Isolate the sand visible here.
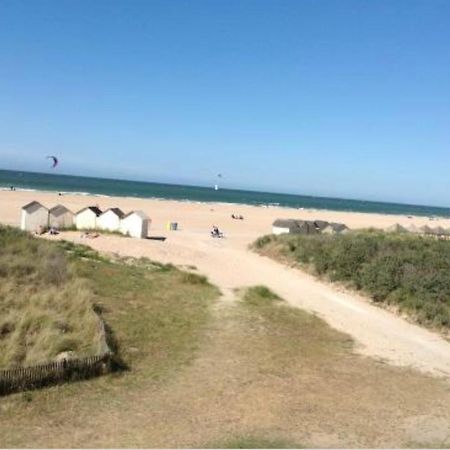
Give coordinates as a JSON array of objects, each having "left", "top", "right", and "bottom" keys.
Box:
[{"left": 2, "top": 189, "right": 450, "bottom": 378}]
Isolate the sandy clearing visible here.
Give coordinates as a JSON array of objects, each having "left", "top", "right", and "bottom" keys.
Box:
[{"left": 2, "top": 190, "right": 450, "bottom": 378}]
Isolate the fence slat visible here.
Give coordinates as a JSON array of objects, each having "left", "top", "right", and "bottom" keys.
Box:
[{"left": 0, "top": 352, "right": 112, "bottom": 396}]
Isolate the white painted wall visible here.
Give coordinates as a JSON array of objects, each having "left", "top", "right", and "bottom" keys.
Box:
[
  {"left": 21, "top": 208, "right": 49, "bottom": 231},
  {"left": 120, "top": 214, "right": 149, "bottom": 238},
  {"left": 98, "top": 210, "right": 121, "bottom": 232},
  {"left": 75, "top": 210, "right": 98, "bottom": 230},
  {"left": 49, "top": 212, "right": 74, "bottom": 229},
  {"left": 272, "top": 226, "right": 290, "bottom": 235}
]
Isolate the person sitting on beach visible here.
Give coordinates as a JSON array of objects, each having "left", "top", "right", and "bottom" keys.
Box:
[
  {"left": 48, "top": 226, "right": 59, "bottom": 235},
  {"left": 211, "top": 225, "right": 224, "bottom": 238}
]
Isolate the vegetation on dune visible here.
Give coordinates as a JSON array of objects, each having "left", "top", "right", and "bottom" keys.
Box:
[
  {"left": 0, "top": 226, "right": 218, "bottom": 374},
  {"left": 0, "top": 227, "right": 105, "bottom": 368},
  {"left": 73, "top": 254, "right": 219, "bottom": 379},
  {"left": 253, "top": 231, "right": 450, "bottom": 329}
]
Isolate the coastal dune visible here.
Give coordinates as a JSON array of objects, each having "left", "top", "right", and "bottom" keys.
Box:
[{"left": 2, "top": 189, "right": 450, "bottom": 378}]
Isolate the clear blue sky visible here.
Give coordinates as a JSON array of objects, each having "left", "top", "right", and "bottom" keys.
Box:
[{"left": 1, "top": 0, "right": 449, "bottom": 206}]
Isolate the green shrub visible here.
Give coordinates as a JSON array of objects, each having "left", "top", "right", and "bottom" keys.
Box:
[{"left": 254, "top": 231, "right": 450, "bottom": 329}]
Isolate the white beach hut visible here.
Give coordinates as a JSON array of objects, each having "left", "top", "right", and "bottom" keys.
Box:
[
  {"left": 48, "top": 205, "right": 74, "bottom": 229},
  {"left": 20, "top": 201, "right": 49, "bottom": 232},
  {"left": 98, "top": 208, "right": 125, "bottom": 232},
  {"left": 75, "top": 206, "right": 102, "bottom": 230},
  {"left": 120, "top": 211, "right": 150, "bottom": 238}
]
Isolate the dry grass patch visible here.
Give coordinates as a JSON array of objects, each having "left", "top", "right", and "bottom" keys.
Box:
[
  {"left": 1, "top": 268, "right": 450, "bottom": 448},
  {"left": 0, "top": 227, "right": 105, "bottom": 367}
]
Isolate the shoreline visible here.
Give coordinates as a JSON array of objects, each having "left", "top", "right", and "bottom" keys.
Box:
[{"left": 2, "top": 185, "right": 450, "bottom": 220}]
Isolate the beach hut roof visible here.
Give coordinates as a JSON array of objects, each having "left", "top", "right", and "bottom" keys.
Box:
[
  {"left": 273, "top": 219, "right": 297, "bottom": 228},
  {"left": 313, "top": 220, "right": 330, "bottom": 231},
  {"left": 387, "top": 223, "right": 408, "bottom": 233},
  {"left": 76, "top": 206, "right": 103, "bottom": 216},
  {"left": 49, "top": 204, "right": 72, "bottom": 217},
  {"left": 123, "top": 210, "right": 149, "bottom": 220},
  {"left": 295, "top": 220, "right": 319, "bottom": 234},
  {"left": 407, "top": 224, "right": 420, "bottom": 233},
  {"left": 431, "top": 226, "right": 448, "bottom": 235},
  {"left": 101, "top": 207, "right": 125, "bottom": 219},
  {"left": 329, "top": 222, "right": 348, "bottom": 232},
  {"left": 419, "top": 225, "right": 434, "bottom": 234},
  {"left": 22, "top": 201, "right": 47, "bottom": 213},
  {"left": 322, "top": 222, "right": 348, "bottom": 233}
]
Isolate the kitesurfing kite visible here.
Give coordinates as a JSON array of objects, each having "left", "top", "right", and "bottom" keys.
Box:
[{"left": 46, "top": 155, "right": 58, "bottom": 168}]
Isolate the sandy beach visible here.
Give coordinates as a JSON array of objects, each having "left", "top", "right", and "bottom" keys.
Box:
[{"left": 2, "top": 189, "right": 450, "bottom": 378}]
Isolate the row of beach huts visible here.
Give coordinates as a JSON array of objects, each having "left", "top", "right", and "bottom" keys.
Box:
[
  {"left": 387, "top": 223, "right": 450, "bottom": 239},
  {"left": 272, "top": 219, "right": 349, "bottom": 235},
  {"left": 271, "top": 219, "right": 450, "bottom": 240},
  {"left": 20, "top": 201, "right": 150, "bottom": 238}
]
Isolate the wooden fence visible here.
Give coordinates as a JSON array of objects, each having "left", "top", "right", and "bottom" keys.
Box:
[{"left": 0, "top": 352, "right": 112, "bottom": 396}]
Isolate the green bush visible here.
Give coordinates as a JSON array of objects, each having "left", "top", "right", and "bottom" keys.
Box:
[{"left": 255, "top": 230, "right": 450, "bottom": 329}]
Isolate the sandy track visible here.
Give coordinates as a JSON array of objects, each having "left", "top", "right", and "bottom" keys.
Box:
[
  {"left": 45, "top": 228, "right": 450, "bottom": 379},
  {"left": 2, "top": 190, "right": 450, "bottom": 378}
]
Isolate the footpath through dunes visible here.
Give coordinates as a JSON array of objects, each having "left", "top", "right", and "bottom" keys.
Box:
[
  {"left": 3, "top": 189, "right": 450, "bottom": 377},
  {"left": 48, "top": 228, "right": 450, "bottom": 379}
]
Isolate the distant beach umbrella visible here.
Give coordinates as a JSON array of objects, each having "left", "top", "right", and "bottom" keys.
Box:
[{"left": 46, "top": 155, "right": 58, "bottom": 168}]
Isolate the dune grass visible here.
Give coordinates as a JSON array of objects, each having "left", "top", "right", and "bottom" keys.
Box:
[
  {"left": 238, "top": 285, "right": 353, "bottom": 369},
  {"left": 253, "top": 231, "right": 450, "bottom": 330},
  {"left": 0, "top": 226, "right": 218, "bottom": 372},
  {"left": 71, "top": 253, "right": 219, "bottom": 379},
  {"left": 0, "top": 226, "right": 105, "bottom": 368}
]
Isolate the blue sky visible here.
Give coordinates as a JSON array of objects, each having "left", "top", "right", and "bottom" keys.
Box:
[{"left": 1, "top": 0, "right": 449, "bottom": 206}]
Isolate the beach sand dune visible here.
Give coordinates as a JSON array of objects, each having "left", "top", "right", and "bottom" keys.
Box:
[{"left": 2, "top": 190, "right": 450, "bottom": 378}]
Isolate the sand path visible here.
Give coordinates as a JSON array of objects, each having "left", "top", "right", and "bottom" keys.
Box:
[
  {"left": 49, "top": 228, "right": 450, "bottom": 379},
  {"left": 2, "top": 190, "right": 450, "bottom": 378}
]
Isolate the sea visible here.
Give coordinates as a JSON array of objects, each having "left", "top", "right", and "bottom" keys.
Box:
[{"left": 1, "top": 169, "right": 449, "bottom": 218}]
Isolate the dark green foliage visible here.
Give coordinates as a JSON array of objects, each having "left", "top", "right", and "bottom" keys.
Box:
[{"left": 255, "top": 231, "right": 450, "bottom": 328}]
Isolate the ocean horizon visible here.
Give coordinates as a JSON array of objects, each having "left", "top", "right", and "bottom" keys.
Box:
[{"left": 1, "top": 168, "right": 449, "bottom": 218}]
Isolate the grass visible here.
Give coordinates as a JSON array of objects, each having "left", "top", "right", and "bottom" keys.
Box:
[
  {"left": 253, "top": 231, "right": 450, "bottom": 330},
  {"left": 212, "top": 435, "right": 303, "bottom": 448},
  {"left": 0, "top": 227, "right": 105, "bottom": 367},
  {"left": 0, "top": 282, "right": 449, "bottom": 447},
  {"left": 72, "top": 252, "right": 219, "bottom": 379},
  {"left": 1, "top": 232, "right": 450, "bottom": 448},
  {"left": 238, "top": 286, "right": 353, "bottom": 371},
  {"left": 0, "top": 225, "right": 218, "bottom": 377}
]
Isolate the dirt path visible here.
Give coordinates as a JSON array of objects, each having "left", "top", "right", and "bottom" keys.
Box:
[{"left": 50, "top": 229, "right": 450, "bottom": 379}]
